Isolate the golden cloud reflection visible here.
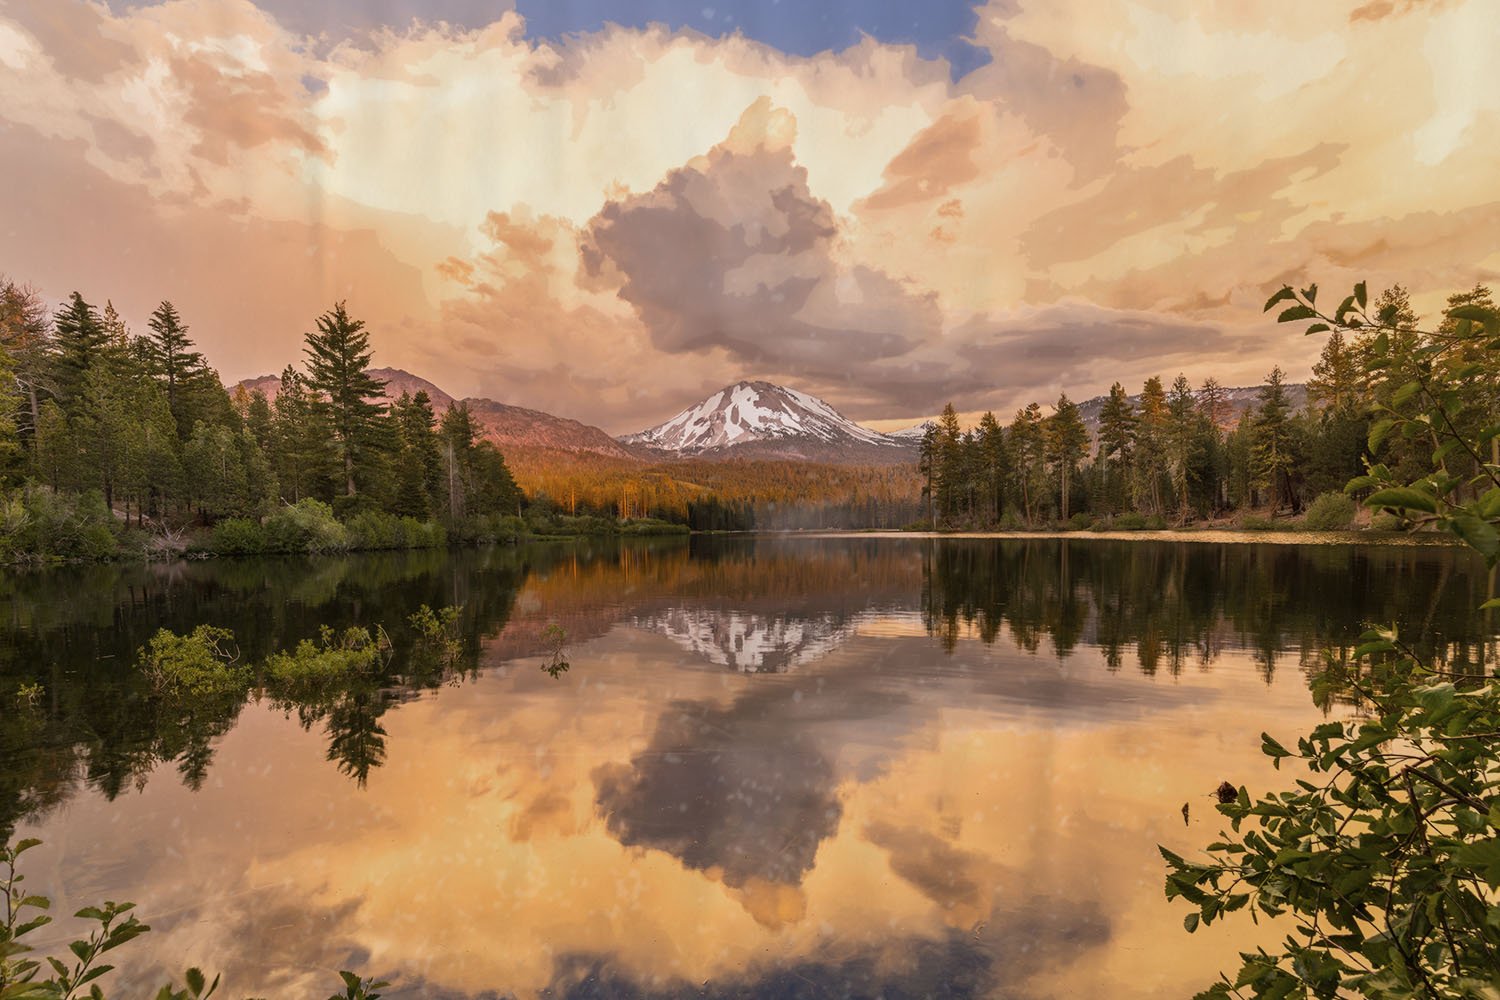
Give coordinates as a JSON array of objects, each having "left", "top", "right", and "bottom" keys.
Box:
[{"left": 20, "top": 611, "right": 1333, "bottom": 999}]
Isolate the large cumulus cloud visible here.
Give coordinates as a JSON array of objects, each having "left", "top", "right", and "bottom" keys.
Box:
[{"left": 580, "top": 99, "right": 938, "bottom": 376}]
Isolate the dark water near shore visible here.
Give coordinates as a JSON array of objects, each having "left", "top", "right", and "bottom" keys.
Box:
[{"left": 3, "top": 535, "right": 1496, "bottom": 998}]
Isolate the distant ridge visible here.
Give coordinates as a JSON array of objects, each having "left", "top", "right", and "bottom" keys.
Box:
[
  {"left": 1075, "top": 382, "right": 1309, "bottom": 433},
  {"left": 236, "top": 368, "right": 638, "bottom": 461}
]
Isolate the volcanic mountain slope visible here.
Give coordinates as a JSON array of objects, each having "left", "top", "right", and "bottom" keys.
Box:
[
  {"left": 621, "top": 381, "right": 916, "bottom": 464},
  {"left": 236, "top": 368, "right": 638, "bottom": 462}
]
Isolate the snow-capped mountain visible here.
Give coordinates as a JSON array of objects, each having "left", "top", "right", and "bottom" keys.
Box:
[
  {"left": 887, "top": 420, "right": 935, "bottom": 441},
  {"left": 633, "top": 608, "right": 862, "bottom": 672},
  {"left": 621, "top": 381, "right": 915, "bottom": 463}
]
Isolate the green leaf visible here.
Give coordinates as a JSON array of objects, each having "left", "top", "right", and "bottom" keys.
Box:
[
  {"left": 1261, "top": 732, "right": 1292, "bottom": 764},
  {"left": 1367, "top": 418, "right": 1396, "bottom": 454},
  {"left": 1391, "top": 381, "right": 1422, "bottom": 408},
  {"left": 1305, "top": 323, "right": 1330, "bottom": 335},
  {"left": 1365, "top": 487, "right": 1437, "bottom": 514},
  {"left": 185, "top": 968, "right": 206, "bottom": 995},
  {"left": 1184, "top": 912, "right": 1200, "bottom": 933},
  {"left": 1456, "top": 837, "right": 1500, "bottom": 888},
  {"left": 1263, "top": 286, "right": 1296, "bottom": 313},
  {"left": 1449, "top": 514, "right": 1500, "bottom": 562},
  {"left": 1354, "top": 280, "right": 1367, "bottom": 309},
  {"left": 1277, "top": 305, "right": 1317, "bottom": 323}
]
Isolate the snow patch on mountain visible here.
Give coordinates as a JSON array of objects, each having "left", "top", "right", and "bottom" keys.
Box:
[{"left": 887, "top": 420, "right": 935, "bottom": 441}]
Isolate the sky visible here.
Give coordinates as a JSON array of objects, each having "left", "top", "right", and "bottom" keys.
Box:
[{"left": 2, "top": 0, "right": 1497, "bottom": 434}]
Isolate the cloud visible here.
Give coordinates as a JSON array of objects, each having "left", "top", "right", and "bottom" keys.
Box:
[
  {"left": 169, "top": 51, "right": 329, "bottom": 165},
  {"left": 581, "top": 98, "right": 938, "bottom": 377},
  {"left": 6, "top": 0, "right": 1500, "bottom": 429},
  {"left": 592, "top": 683, "right": 851, "bottom": 890}
]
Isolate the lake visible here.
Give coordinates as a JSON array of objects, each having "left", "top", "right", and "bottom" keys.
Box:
[{"left": 3, "top": 534, "right": 1496, "bottom": 998}]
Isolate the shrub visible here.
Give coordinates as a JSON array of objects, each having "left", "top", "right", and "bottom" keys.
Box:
[
  {"left": 263, "top": 499, "right": 348, "bottom": 554},
  {"left": 345, "top": 510, "right": 399, "bottom": 550},
  {"left": 138, "top": 625, "right": 248, "bottom": 699},
  {"left": 409, "top": 604, "right": 462, "bottom": 666},
  {"left": 1066, "top": 512, "right": 1094, "bottom": 531},
  {"left": 621, "top": 518, "right": 689, "bottom": 536},
  {"left": 997, "top": 511, "right": 1025, "bottom": 531},
  {"left": 263, "top": 625, "right": 385, "bottom": 693},
  {"left": 1238, "top": 514, "right": 1276, "bottom": 531},
  {"left": 211, "top": 517, "right": 266, "bottom": 556},
  {"left": 399, "top": 516, "right": 445, "bottom": 549},
  {"left": 1144, "top": 514, "right": 1168, "bottom": 530},
  {"left": 1113, "top": 512, "right": 1148, "bottom": 530},
  {"left": 1303, "top": 491, "right": 1358, "bottom": 530},
  {"left": 0, "top": 485, "right": 120, "bottom": 561}
]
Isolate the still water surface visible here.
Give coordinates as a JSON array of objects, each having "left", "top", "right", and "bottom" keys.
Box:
[{"left": 3, "top": 535, "right": 1496, "bottom": 998}]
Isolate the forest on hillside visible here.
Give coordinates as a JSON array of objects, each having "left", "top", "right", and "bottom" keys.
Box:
[{"left": 916, "top": 283, "right": 1492, "bottom": 532}]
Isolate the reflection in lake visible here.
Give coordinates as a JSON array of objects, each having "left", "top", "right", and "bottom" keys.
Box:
[{"left": 3, "top": 535, "right": 1495, "bottom": 998}]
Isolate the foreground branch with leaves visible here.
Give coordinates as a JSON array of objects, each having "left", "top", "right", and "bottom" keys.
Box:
[
  {"left": 2, "top": 839, "right": 387, "bottom": 1000},
  {"left": 1164, "top": 282, "right": 1500, "bottom": 999}
]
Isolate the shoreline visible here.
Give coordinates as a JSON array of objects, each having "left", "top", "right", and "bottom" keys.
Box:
[{"left": 751, "top": 527, "right": 1470, "bottom": 548}]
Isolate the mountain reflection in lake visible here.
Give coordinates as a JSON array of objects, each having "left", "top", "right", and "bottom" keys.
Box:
[{"left": 3, "top": 535, "right": 1495, "bottom": 998}]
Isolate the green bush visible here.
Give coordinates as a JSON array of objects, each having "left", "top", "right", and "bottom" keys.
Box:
[
  {"left": 0, "top": 485, "right": 120, "bottom": 561},
  {"left": 263, "top": 499, "right": 348, "bottom": 554},
  {"left": 1114, "top": 512, "right": 1148, "bottom": 530},
  {"left": 1066, "top": 512, "right": 1094, "bottom": 531},
  {"left": 620, "top": 518, "right": 689, "bottom": 536},
  {"left": 211, "top": 517, "right": 266, "bottom": 556},
  {"left": 138, "top": 625, "right": 248, "bottom": 699},
  {"left": 1303, "top": 491, "right": 1358, "bottom": 530},
  {"left": 345, "top": 510, "right": 399, "bottom": 550},
  {"left": 1239, "top": 514, "right": 1277, "bottom": 531},
  {"left": 263, "top": 625, "right": 384, "bottom": 692},
  {"left": 399, "top": 516, "right": 446, "bottom": 549}
]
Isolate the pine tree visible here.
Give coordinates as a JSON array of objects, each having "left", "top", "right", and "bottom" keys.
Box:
[
  {"left": 272, "top": 366, "right": 336, "bottom": 503},
  {"left": 1135, "top": 376, "right": 1169, "bottom": 515},
  {"left": 51, "top": 292, "right": 107, "bottom": 409},
  {"left": 1097, "top": 382, "right": 1136, "bottom": 514},
  {"left": 917, "top": 424, "right": 937, "bottom": 527},
  {"left": 1009, "top": 403, "right": 1045, "bottom": 525},
  {"left": 302, "top": 302, "right": 388, "bottom": 497},
  {"left": 1251, "top": 366, "right": 1295, "bottom": 514},
  {"left": 146, "top": 301, "right": 207, "bottom": 425},
  {"left": 1307, "top": 331, "right": 1363, "bottom": 413},
  {"left": 1165, "top": 374, "right": 1200, "bottom": 524},
  {"left": 0, "top": 338, "right": 21, "bottom": 482},
  {"left": 392, "top": 391, "right": 441, "bottom": 518},
  {"left": 1043, "top": 393, "right": 1089, "bottom": 521},
  {"left": 1196, "top": 376, "right": 1233, "bottom": 430},
  {"left": 933, "top": 403, "right": 963, "bottom": 523},
  {"left": 976, "top": 411, "right": 1007, "bottom": 524}
]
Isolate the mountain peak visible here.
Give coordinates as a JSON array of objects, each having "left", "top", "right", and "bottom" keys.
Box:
[{"left": 621, "top": 381, "right": 909, "bottom": 461}]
